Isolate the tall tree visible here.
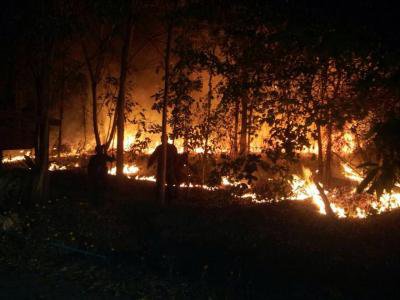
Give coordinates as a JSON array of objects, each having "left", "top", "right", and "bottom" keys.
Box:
[
  {"left": 115, "top": 1, "right": 134, "bottom": 177},
  {"left": 158, "top": 17, "right": 173, "bottom": 204},
  {"left": 78, "top": 0, "right": 116, "bottom": 148}
]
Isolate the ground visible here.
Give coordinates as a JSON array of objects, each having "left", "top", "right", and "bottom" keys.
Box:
[{"left": 1, "top": 170, "right": 400, "bottom": 299}]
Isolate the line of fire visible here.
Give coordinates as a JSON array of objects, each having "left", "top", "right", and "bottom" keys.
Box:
[{"left": 1, "top": 0, "right": 399, "bottom": 298}]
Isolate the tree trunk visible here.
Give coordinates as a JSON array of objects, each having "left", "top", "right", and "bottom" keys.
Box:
[
  {"left": 324, "top": 120, "right": 333, "bottom": 185},
  {"left": 57, "top": 77, "right": 65, "bottom": 158},
  {"left": 159, "top": 20, "right": 173, "bottom": 205},
  {"left": 323, "top": 67, "right": 342, "bottom": 185},
  {"left": 247, "top": 97, "right": 254, "bottom": 153},
  {"left": 91, "top": 82, "right": 101, "bottom": 147},
  {"left": 202, "top": 70, "right": 213, "bottom": 185},
  {"left": 116, "top": 11, "right": 133, "bottom": 177},
  {"left": 171, "top": 97, "right": 179, "bottom": 144},
  {"left": 35, "top": 104, "right": 50, "bottom": 202},
  {"left": 34, "top": 75, "right": 42, "bottom": 166},
  {"left": 239, "top": 96, "right": 248, "bottom": 155},
  {"left": 81, "top": 93, "right": 87, "bottom": 152},
  {"left": 317, "top": 123, "right": 324, "bottom": 178},
  {"left": 32, "top": 45, "right": 53, "bottom": 202},
  {"left": 232, "top": 99, "right": 239, "bottom": 157},
  {"left": 316, "top": 62, "right": 329, "bottom": 179},
  {"left": 82, "top": 42, "right": 102, "bottom": 147},
  {"left": 104, "top": 109, "right": 117, "bottom": 150}
]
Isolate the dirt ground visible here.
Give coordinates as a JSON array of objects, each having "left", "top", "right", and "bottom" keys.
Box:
[{"left": 1, "top": 170, "right": 400, "bottom": 299}]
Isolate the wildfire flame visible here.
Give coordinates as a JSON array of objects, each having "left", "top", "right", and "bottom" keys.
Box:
[
  {"left": 341, "top": 163, "right": 363, "bottom": 183},
  {"left": 3, "top": 141, "right": 400, "bottom": 219},
  {"left": 341, "top": 132, "right": 356, "bottom": 154},
  {"left": 108, "top": 164, "right": 139, "bottom": 176},
  {"left": 289, "top": 168, "right": 329, "bottom": 215},
  {"left": 49, "top": 162, "right": 67, "bottom": 171}
]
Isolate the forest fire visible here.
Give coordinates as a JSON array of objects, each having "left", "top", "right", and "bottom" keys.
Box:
[
  {"left": 2, "top": 0, "right": 400, "bottom": 297},
  {"left": 101, "top": 152, "right": 400, "bottom": 219},
  {"left": 2, "top": 136, "right": 400, "bottom": 220}
]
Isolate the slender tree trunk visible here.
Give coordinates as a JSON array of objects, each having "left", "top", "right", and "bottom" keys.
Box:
[
  {"left": 57, "top": 78, "right": 65, "bottom": 158},
  {"left": 91, "top": 82, "right": 101, "bottom": 147},
  {"left": 171, "top": 97, "right": 179, "bottom": 144},
  {"left": 116, "top": 11, "right": 133, "bottom": 177},
  {"left": 105, "top": 109, "right": 117, "bottom": 150},
  {"left": 324, "top": 120, "right": 333, "bottom": 185},
  {"left": 232, "top": 99, "right": 239, "bottom": 157},
  {"left": 239, "top": 96, "right": 248, "bottom": 155},
  {"left": 159, "top": 20, "right": 173, "bottom": 205},
  {"left": 247, "top": 97, "right": 254, "bottom": 153},
  {"left": 182, "top": 109, "right": 190, "bottom": 152},
  {"left": 35, "top": 102, "right": 50, "bottom": 202},
  {"left": 172, "top": 120, "right": 177, "bottom": 144},
  {"left": 317, "top": 123, "right": 324, "bottom": 177},
  {"left": 33, "top": 44, "right": 53, "bottom": 202},
  {"left": 34, "top": 75, "right": 42, "bottom": 166},
  {"left": 57, "top": 101, "right": 63, "bottom": 157},
  {"left": 82, "top": 43, "right": 102, "bottom": 147},
  {"left": 323, "top": 67, "right": 342, "bottom": 185},
  {"left": 81, "top": 93, "right": 87, "bottom": 152},
  {"left": 202, "top": 70, "right": 213, "bottom": 184},
  {"left": 316, "top": 62, "right": 329, "bottom": 179}
]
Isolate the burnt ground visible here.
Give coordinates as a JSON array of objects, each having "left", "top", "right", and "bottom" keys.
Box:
[{"left": 1, "top": 170, "right": 400, "bottom": 299}]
